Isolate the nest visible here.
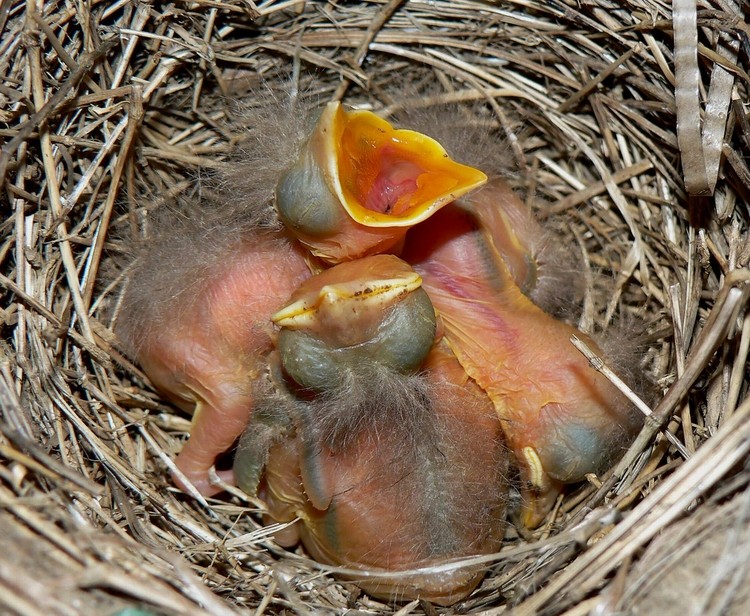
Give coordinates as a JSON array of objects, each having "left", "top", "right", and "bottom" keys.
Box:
[{"left": 2, "top": 0, "right": 750, "bottom": 614}]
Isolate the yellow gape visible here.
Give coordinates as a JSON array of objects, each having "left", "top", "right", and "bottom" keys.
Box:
[{"left": 275, "top": 102, "right": 487, "bottom": 263}]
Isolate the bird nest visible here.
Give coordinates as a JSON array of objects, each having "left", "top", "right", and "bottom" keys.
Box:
[{"left": 2, "top": 0, "right": 750, "bottom": 614}]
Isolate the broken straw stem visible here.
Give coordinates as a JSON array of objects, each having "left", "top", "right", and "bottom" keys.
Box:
[{"left": 570, "top": 335, "right": 691, "bottom": 460}]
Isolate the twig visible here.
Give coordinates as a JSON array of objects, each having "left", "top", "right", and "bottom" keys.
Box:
[
  {"left": 81, "top": 87, "right": 144, "bottom": 309},
  {"left": 331, "top": 0, "right": 406, "bottom": 101},
  {"left": 570, "top": 335, "right": 691, "bottom": 460},
  {"left": 0, "top": 38, "right": 115, "bottom": 190}
]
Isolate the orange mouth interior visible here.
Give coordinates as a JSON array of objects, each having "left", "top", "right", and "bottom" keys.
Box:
[{"left": 335, "top": 108, "right": 487, "bottom": 227}]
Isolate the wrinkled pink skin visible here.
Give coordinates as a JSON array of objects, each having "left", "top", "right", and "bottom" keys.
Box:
[
  {"left": 260, "top": 342, "right": 508, "bottom": 605},
  {"left": 294, "top": 211, "right": 408, "bottom": 264},
  {"left": 403, "top": 183, "right": 641, "bottom": 527},
  {"left": 137, "top": 237, "right": 310, "bottom": 495}
]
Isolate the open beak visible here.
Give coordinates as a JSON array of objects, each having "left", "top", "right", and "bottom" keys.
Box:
[
  {"left": 319, "top": 103, "right": 487, "bottom": 226},
  {"left": 276, "top": 103, "right": 487, "bottom": 262}
]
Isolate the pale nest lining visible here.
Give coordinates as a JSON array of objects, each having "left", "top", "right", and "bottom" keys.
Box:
[{"left": 1, "top": 0, "right": 749, "bottom": 614}]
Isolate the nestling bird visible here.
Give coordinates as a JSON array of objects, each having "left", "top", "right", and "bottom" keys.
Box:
[
  {"left": 403, "top": 183, "right": 643, "bottom": 527},
  {"left": 117, "top": 209, "right": 311, "bottom": 495},
  {"left": 272, "top": 254, "right": 437, "bottom": 390},
  {"left": 234, "top": 257, "right": 509, "bottom": 603}
]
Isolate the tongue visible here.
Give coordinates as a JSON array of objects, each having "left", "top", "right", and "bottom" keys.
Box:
[{"left": 364, "top": 153, "right": 422, "bottom": 215}]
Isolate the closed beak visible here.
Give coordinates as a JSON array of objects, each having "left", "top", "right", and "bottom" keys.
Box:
[{"left": 272, "top": 254, "right": 437, "bottom": 391}]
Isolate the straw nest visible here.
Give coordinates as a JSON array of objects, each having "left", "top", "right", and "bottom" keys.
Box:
[{"left": 2, "top": 0, "right": 749, "bottom": 614}]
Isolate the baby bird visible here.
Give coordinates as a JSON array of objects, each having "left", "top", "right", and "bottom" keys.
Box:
[
  {"left": 403, "top": 184, "right": 642, "bottom": 527},
  {"left": 234, "top": 257, "right": 509, "bottom": 604},
  {"left": 117, "top": 210, "right": 311, "bottom": 496}
]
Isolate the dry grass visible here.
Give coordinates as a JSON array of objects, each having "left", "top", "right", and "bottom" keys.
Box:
[{"left": 1, "top": 0, "right": 749, "bottom": 613}]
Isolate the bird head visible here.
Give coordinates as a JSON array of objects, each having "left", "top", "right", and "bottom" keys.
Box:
[
  {"left": 275, "top": 102, "right": 487, "bottom": 263},
  {"left": 271, "top": 254, "right": 437, "bottom": 391}
]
